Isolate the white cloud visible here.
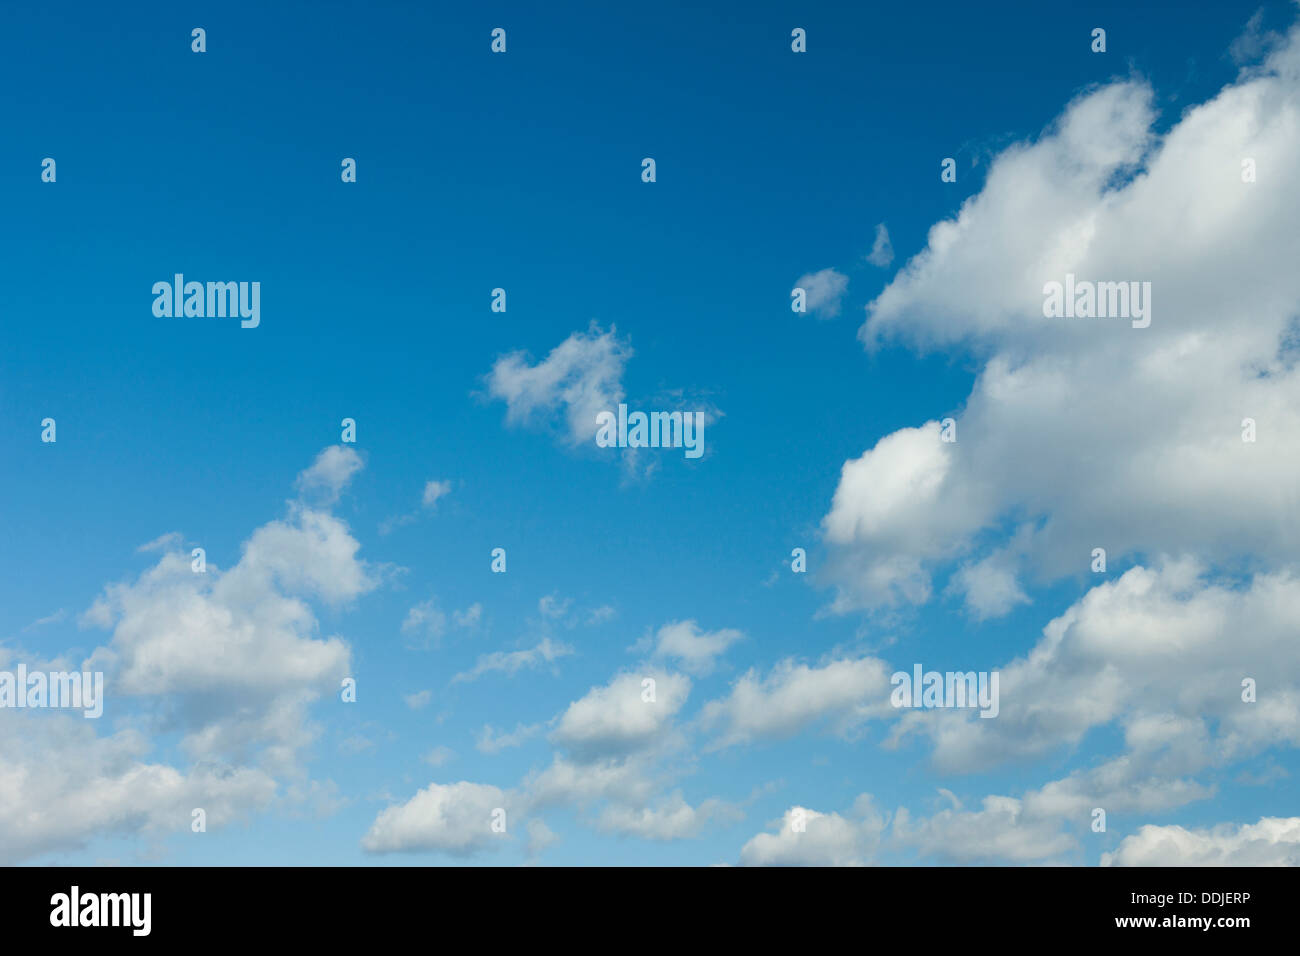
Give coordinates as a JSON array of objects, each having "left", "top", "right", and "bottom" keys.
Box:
[
  {"left": 596, "top": 792, "right": 741, "bottom": 840},
  {"left": 793, "top": 267, "right": 849, "bottom": 318},
  {"left": 421, "top": 480, "right": 452, "bottom": 510},
  {"left": 0, "top": 713, "right": 276, "bottom": 865},
  {"left": 136, "top": 532, "right": 183, "bottom": 553},
  {"left": 422, "top": 746, "right": 456, "bottom": 767},
  {"left": 486, "top": 322, "right": 630, "bottom": 446},
  {"left": 370, "top": 664, "right": 724, "bottom": 854},
  {"left": 740, "top": 797, "right": 887, "bottom": 866},
  {"left": 827, "top": 28, "right": 1300, "bottom": 609},
  {"left": 361, "top": 781, "right": 510, "bottom": 855},
  {"left": 403, "top": 690, "right": 432, "bottom": 710},
  {"left": 379, "top": 479, "right": 453, "bottom": 533},
  {"left": 525, "top": 755, "right": 658, "bottom": 810},
  {"left": 551, "top": 671, "right": 690, "bottom": 761},
  {"left": 641, "top": 620, "right": 743, "bottom": 675},
  {"left": 888, "top": 561, "right": 1300, "bottom": 775},
  {"left": 1021, "top": 756, "right": 1214, "bottom": 822},
  {"left": 402, "top": 599, "right": 482, "bottom": 645},
  {"left": 538, "top": 593, "right": 572, "bottom": 620},
  {"left": 948, "top": 553, "right": 1031, "bottom": 620},
  {"left": 339, "top": 734, "right": 374, "bottom": 755},
  {"left": 476, "top": 722, "right": 543, "bottom": 754},
  {"left": 235, "top": 507, "right": 376, "bottom": 604},
  {"left": 1102, "top": 817, "right": 1300, "bottom": 866},
  {"left": 527, "top": 818, "right": 559, "bottom": 856},
  {"left": 821, "top": 421, "right": 987, "bottom": 610},
  {"left": 23, "top": 608, "right": 67, "bottom": 631},
  {"left": 451, "top": 637, "right": 574, "bottom": 684},
  {"left": 866, "top": 223, "right": 894, "bottom": 267},
  {"left": 454, "top": 603, "right": 483, "bottom": 627},
  {"left": 892, "top": 795, "right": 1075, "bottom": 864},
  {"left": 586, "top": 605, "right": 616, "bottom": 626},
  {"left": 82, "top": 508, "right": 368, "bottom": 771},
  {"left": 735, "top": 787, "right": 1077, "bottom": 866},
  {"left": 702, "top": 656, "right": 893, "bottom": 749},
  {"left": 28, "top": 445, "right": 377, "bottom": 862},
  {"left": 5, "top": 521, "right": 378, "bottom": 805},
  {"left": 1230, "top": 9, "right": 1286, "bottom": 66},
  {"left": 294, "top": 446, "right": 363, "bottom": 506},
  {"left": 401, "top": 599, "right": 447, "bottom": 647}
]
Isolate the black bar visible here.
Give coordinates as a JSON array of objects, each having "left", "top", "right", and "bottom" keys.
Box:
[{"left": 0, "top": 866, "right": 1282, "bottom": 942}]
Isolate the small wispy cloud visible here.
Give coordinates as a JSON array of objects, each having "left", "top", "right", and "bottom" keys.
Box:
[
  {"left": 793, "top": 267, "right": 849, "bottom": 318},
  {"left": 422, "top": 480, "right": 452, "bottom": 510},
  {"left": 136, "top": 532, "right": 183, "bottom": 553},
  {"left": 23, "top": 608, "right": 68, "bottom": 632},
  {"left": 401, "top": 599, "right": 447, "bottom": 648},
  {"left": 422, "top": 746, "right": 456, "bottom": 767},
  {"left": 381, "top": 478, "right": 454, "bottom": 534},
  {"left": 865, "top": 223, "right": 894, "bottom": 267},
  {"left": 295, "top": 446, "right": 363, "bottom": 506},
  {"left": 452, "top": 637, "right": 574, "bottom": 684},
  {"left": 403, "top": 689, "right": 433, "bottom": 710},
  {"left": 475, "top": 722, "right": 544, "bottom": 754}
]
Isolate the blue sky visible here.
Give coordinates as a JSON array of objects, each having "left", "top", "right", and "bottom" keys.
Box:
[{"left": 3, "top": 0, "right": 1300, "bottom": 866}]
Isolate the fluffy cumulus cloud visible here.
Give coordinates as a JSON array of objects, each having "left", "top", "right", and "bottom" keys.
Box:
[
  {"left": 366, "top": 668, "right": 720, "bottom": 855},
  {"left": 753, "top": 21, "right": 1300, "bottom": 867},
  {"left": 824, "top": 27, "right": 1300, "bottom": 613},
  {"left": 821, "top": 421, "right": 987, "bottom": 609},
  {"left": 701, "top": 655, "right": 893, "bottom": 749},
  {"left": 486, "top": 322, "right": 630, "bottom": 446},
  {"left": 361, "top": 781, "right": 511, "bottom": 855},
  {"left": 889, "top": 560, "right": 1300, "bottom": 776},
  {"left": 740, "top": 797, "right": 888, "bottom": 866},
  {"left": 736, "top": 787, "right": 1077, "bottom": 866},
  {"left": 892, "top": 795, "right": 1076, "bottom": 864},
  {"left": 2, "top": 448, "right": 373, "bottom": 862},
  {"left": 0, "top": 713, "right": 276, "bottom": 865},
  {"left": 756, "top": 555, "right": 1300, "bottom": 864},
  {"left": 233, "top": 507, "right": 375, "bottom": 606},
  {"left": 596, "top": 792, "right": 741, "bottom": 841},
  {"left": 550, "top": 671, "right": 690, "bottom": 761},
  {"left": 81, "top": 510, "right": 370, "bottom": 771},
  {"left": 1102, "top": 817, "right": 1300, "bottom": 866},
  {"left": 525, "top": 754, "right": 659, "bottom": 810},
  {"left": 947, "top": 553, "right": 1031, "bottom": 620},
  {"left": 640, "top": 620, "right": 743, "bottom": 675}
]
